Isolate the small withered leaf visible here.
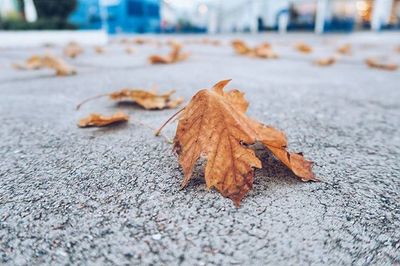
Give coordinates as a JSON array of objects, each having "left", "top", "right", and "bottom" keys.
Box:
[
  {"left": 12, "top": 55, "right": 42, "bottom": 70},
  {"left": 125, "top": 46, "right": 135, "bottom": 54},
  {"left": 77, "top": 89, "right": 183, "bottom": 110},
  {"left": 13, "top": 54, "right": 76, "bottom": 76},
  {"left": 110, "top": 89, "right": 183, "bottom": 109},
  {"left": 64, "top": 42, "right": 84, "bottom": 58},
  {"left": 337, "top": 44, "right": 352, "bottom": 55},
  {"left": 133, "top": 37, "right": 151, "bottom": 45},
  {"left": 41, "top": 55, "right": 77, "bottom": 76},
  {"left": 253, "top": 43, "right": 278, "bottom": 59},
  {"left": 169, "top": 80, "right": 316, "bottom": 206},
  {"left": 78, "top": 112, "right": 129, "bottom": 128},
  {"left": 231, "top": 40, "right": 278, "bottom": 59},
  {"left": 295, "top": 42, "right": 313, "bottom": 53},
  {"left": 149, "top": 43, "right": 189, "bottom": 64},
  {"left": 314, "top": 56, "right": 336, "bottom": 66},
  {"left": 231, "top": 40, "right": 252, "bottom": 55},
  {"left": 94, "top": 46, "right": 105, "bottom": 54},
  {"left": 365, "top": 58, "right": 398, "bottom": 71}
]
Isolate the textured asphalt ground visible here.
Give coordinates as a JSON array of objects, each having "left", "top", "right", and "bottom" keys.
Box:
[{"left": 1, "top": 33, "right": 399, "bottom": 265}]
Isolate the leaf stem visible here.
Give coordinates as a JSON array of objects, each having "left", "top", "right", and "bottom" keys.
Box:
[
  {"left": 134, "top": 118, "right": 172, "bottom": 144},
  {"left": 76, "top": 93, "right": 110, "bottom": 110},
  {"left": 154, "top": 107, "right": 185, "bottom": 136}
]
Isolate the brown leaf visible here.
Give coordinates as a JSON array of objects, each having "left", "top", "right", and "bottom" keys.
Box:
[
  {"left": 94, "top": 46, "right": 105, "bottom": 54},
  {"left": 64, "top": 42, "right": 84, "bottom": 58},
  {"left": 12, "top": 55, "right": 42, "bottom": 70},
  {"left": 337, "top": 44, "right": 351, "bottom": 55},
  {"left": 78, "top": 112, "right": 129, "bottom": 128},
  {"left": 314, "top": 56, "right": 336, "bottom": 66},
  {"left": 365, "top": 58, "right": 398, "bottom": 71},
  {"left": 295, "top": 42, "right": 313, "bottom": 53},
  {"left": 125, "top": 46, "right": 135, "bottom": 54},
  {"left": 171, "top": 80, "right": 316, "bottom": 206},
  {"left": 41, "top": 55, "right": 76, "bottom": 76},
  {"left": 232, "top": 40, "right": 278, "bottom": 59},
  {"left": 13, "top": 54, "right": 76, "bottom": 76},
  {"left": 133, "top": 37, "right": 150, "bottom": 45},
  {"left": 253, "top": 43, "right": 278, "bottom": 59},
  {"left": 110, "top": 89, "right": 183, "bottom": 109},
  {"left": 231, "top": 39, "right": 252, "bottom": 55},
  {"left": 77, "top": 89, "right": 183, "bottom": 110},
  {"left": 149, "top": 43, "right": 189, "bottom": 64}
]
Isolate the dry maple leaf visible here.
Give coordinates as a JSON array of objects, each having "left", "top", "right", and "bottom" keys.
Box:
[
  {"left": 295, "top": 42, "right": 313, "bottom": 53},
  {"left": 164, "top": 80, "right": 316, "bottom": 206},
  {"left": 232, "top": 40, "right": 277, "bottom": 59},
  {"left": 365, "top": 58, "right": 398, "bottom": 71},
  {"left": 148, "top": 43, "right": 189, "bottom": 64},
  {"left": 314, "top": 56, "right": 336, "bottom": 66},
  {"left": 13, "top": 54, "right": 76, "bottom": 76},
  {"left": 78, "top": 112, "right": 129, "bottom": 128},
  {"left": 64, "top": 42, "right": 84, "bottom": 58},
  {"left": 337, "top": 44, "right": 351, "bottom": 55},
  {"left": 76, "top": 89, "right": 183, "bottom": 110}
]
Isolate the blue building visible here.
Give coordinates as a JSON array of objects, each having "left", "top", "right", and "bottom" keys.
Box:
[
  {"left": 69, "top": 0, "right": 102, "bottom": 30},
  {"left": 69, "top": 0, "right": 161, "bottom": 33}
]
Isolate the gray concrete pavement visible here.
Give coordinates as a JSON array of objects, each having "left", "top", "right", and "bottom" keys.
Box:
[{"left": 1, "top": 33, "right": 399, "bottom": 265}]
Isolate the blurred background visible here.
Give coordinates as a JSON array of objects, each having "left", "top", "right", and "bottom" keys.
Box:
[{"left": 1, "top": 0, "right": 400, "bottom": 34}]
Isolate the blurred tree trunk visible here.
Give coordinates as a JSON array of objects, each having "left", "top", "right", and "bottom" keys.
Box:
[
  {"left": 33, "top": 0, "right": 77, "bottom": 19},
  {"left": 17, "top": 0, "right": 26, "bottom": 20}
]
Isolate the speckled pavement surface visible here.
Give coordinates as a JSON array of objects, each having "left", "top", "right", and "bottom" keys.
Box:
[{"left": 1, "top": 33, "right": 399, "bottom": 265}]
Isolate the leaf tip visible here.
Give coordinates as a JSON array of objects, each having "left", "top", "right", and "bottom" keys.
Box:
[{"left": 212, "top": 79, "right": 232, "bottom": 94}]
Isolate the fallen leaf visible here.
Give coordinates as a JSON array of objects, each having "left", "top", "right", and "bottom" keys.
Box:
[
  {"left": 12, "top": 55, "right": 42, "bottom": 70},
  {"left": 77, "top": 89, "right": 183, "bottom": 110},
  {"left": 41, "top": 55, "right": 77, "bottom": 76},
  {"left": 295, "top": 42, "right": 313, "bottom": 53},
  {"left": 231, "top": 39, "right": 252, "bottom": 55},
  {"left": 94, "top": 46, "right": 105, "bottom": 54},
  {"left": 125, "top": 46, "right": 135, "bottom": 54},
  {"left": 232, "top": 40, "right": 278, "bottom": 59},
  {"left": 365, "top": 58, "right": 398, "bottom": 71},
  {"left": 64, "top": 42, "right": 84, "bottom": 58},
  {"left": 337, "top": 44, "right": 351, "bottom": 55},
  {"left": 110, "top": 89, "right": 183, "bottom": 109},
  {"left": 133, "top": 37, "right": 149, "bottom": 45},
  {"left": 168, "top": 80, "right": 316, "bottom": 206},
  {"left": 13, "top": 54, "right": 76, "bottom": 76},
  {"left": 253, "top": 43, "right": 278, "bottom": 59},
  {"left": 149, "top": 43, "right": 189, "bottom": 64},
  {"left": 78, "top": 112, "right": 129, "bottom": 128},
  {"left": 314, "top": 56, "right": 336, "bottom": 66}
]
